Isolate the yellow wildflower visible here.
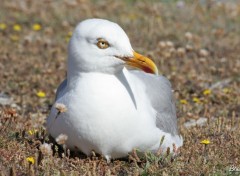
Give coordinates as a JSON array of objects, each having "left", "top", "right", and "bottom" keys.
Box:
[
  {"left": 203, "top": 89, "right": 211, "bottom": 95},
  {"left": 223, "top": 88, "right": 231, "bottom": 94},
  {"left": 10, "top": 35, "right": 19, "bottom": 42},
  {"left": 26, "top": 157, "right": 35, "bottom": 164},
  {"left": 180, "top": 99, "right": 188, "bottom": 104},
  {"left": 65, "top": 31, "right": 72, "bottom": 42},
  {"left": 200, "top": 139, "right": 210, "bottom": 145},
  {"left": 67, "top": 31, "right": 73, "bottom": 37},
  {"left": 0, "top": 23, "right": 7, "bottom": 30},
  {"left": 13, "top": 24, "right": 22, "bottom": 31},
  {"left": 171, "top": 66, "right": 177, "bottom": 71},
  {"left": 32, "top": 23, "right": 42, "bottom": 31},
  {"left": 28, "top": 129, "right": 38, "bottom": 135},
  {"left": 193, "top": 97, "right": 201, "bottom": 103},
  {"left": 65, "top": 37, "right": 70, "bottom": 42},
  {"left": 36, "top": 91, "right": 46, "bottom": 98},
  {"left": 128, "top": 13, "right": 137, "bottom": 20}
]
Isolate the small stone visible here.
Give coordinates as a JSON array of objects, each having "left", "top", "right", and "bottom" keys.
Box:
[
  {"left": 0, "top": 92, "right": 13, "bottom": 105},
  {"left": 184, "top": 117, "right": 208, "bottom": 128}
]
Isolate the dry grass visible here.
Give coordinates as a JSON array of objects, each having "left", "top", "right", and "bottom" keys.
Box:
[{"left": 0, "top": 0, "right": 240, "bottom": 175}]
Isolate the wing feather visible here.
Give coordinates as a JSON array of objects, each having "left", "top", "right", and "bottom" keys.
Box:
[
  {"left": 55, "top": 79, "right": 67, "bottom": 100},
  {"left": 130, "top": 71, "right": 179, "bottom": 135}
]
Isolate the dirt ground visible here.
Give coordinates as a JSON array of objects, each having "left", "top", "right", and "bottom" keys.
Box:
[{"left": 0, "top": 0, "right": 240, "bottom": 175}]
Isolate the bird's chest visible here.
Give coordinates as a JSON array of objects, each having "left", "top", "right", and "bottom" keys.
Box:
[
  {"left": 65, "top": 74, "right": 138, "bottom": 121},
  {"left": 54, "top": 73, "right": 156, "bottom": 155}
]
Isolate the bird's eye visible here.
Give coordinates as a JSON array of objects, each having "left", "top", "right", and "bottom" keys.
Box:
[{"left": 97, "top": 39, "right": 109, "bottom": 49}]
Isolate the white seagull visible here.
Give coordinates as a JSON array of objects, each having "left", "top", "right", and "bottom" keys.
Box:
[{"left": 47, "top": 19, "right": 183, "bottom": 161}]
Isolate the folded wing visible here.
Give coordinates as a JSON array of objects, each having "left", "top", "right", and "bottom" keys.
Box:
[{"left": 130, "top": 71, "right": 179, "bottom": 136}]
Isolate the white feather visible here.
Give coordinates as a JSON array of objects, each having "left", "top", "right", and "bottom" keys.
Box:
[{"left": 47, "top": 19, "right": 183, "bottom": 160}]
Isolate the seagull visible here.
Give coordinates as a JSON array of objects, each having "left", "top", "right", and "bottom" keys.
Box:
[{"left": 47, "top": 19, "right": 183, "bottom": 161}]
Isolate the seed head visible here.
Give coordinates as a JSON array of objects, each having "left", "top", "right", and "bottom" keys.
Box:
[
  {"left": 40, "top": 143, "right": 52, "bottom": 156},
  {"left": 185, "top": 32, "right": 193, "bottom": 40},
  {"left": 186, "top": 44, "right": 193, "bottom": 51},
  {"left": 56, "top": 134, "right": 68, "bottom": 145},
  {"left": 158, "top": 41, "right": 167, "bottom": 49},
  {"left": 177, "top": 47, "right": 186, "bottom": 56},
  {"left": 55, "top": 103, "right": 67, "bottom": 113},
  {"left": 199, "top": 49, "right": 209, "bottom": 57},
  {"left": 166, "top": 41, "right": 174, "bottom": 48}
]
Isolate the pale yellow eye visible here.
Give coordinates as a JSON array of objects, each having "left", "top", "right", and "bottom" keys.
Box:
[{"left": 97, "top": 39, "right": 109, "bottom": 49}]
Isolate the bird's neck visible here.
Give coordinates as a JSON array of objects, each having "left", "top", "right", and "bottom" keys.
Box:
[{"left": 66, "top": 68, "right": 126, "bottom": 88}]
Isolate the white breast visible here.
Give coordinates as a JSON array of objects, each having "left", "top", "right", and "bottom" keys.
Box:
[{"left": 47, "top": 70, "right": 159, "bottom": 158}]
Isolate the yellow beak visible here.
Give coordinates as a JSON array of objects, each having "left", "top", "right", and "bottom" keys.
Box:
[{"left": 126, "top": 51, "right": 158, "bottom": 75}]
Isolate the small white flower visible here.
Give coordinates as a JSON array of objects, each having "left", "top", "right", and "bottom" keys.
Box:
[
  {"left": 158, "top": 41, "right": 167, "bottom": 48},
  {"left": 166, "top": 41, "right": 174, "bottom": 48},
  {"left": 56, "top": 134, "right": 68, "bottom": 145},
  {"left": 177, "top": 47, "right": 186, "bottom": 56},
  {"left": 199, "top": 49, "right": 209, "bottom": 57},
  {"left": 185, "top": 32, "right": 193, "bottom": 40},
  {"left": 176, "top": 0, "right": 185, "bottom": 8},
  {"left": 39, "top": 143, "right": 52, "bottom": 156},
  {"left": 55, "top": 103, "right": 67, "bottom": 113},
  {"left": 186, "top": 44, "right": 193, "bottom": 51}
]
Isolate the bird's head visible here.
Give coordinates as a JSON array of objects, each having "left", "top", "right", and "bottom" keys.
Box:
[{"left": 68, "top": 19, "right": 158, "bottom": 77}]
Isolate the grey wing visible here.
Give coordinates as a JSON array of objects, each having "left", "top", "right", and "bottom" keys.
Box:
[
  {"left": 55, "top": 79, "right": 67, "bottom": 100},
  {"left": 131, "top": 71, "right": 179, "bottom": 136}
]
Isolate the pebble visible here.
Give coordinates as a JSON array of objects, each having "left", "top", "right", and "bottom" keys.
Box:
[
  {"left": 184, "top": 117, "right": 208, "bottom": 128},
  {"left": 0, "top": 92, "right": 13, "bottom": 105}
]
